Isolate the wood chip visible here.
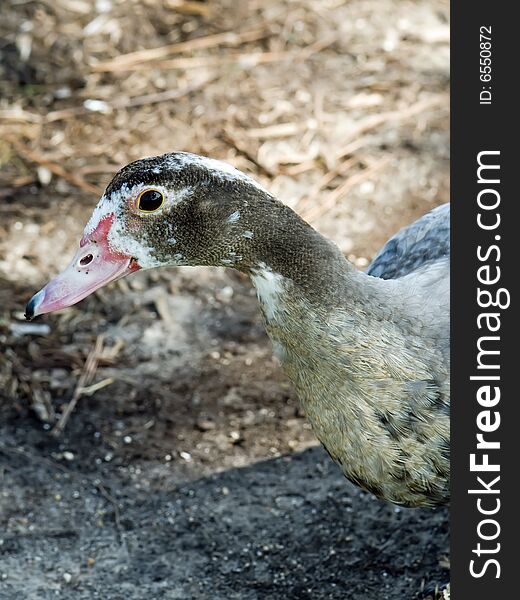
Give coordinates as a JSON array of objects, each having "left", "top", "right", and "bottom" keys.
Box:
[{"left": 51, "top": 335, "right": 105, "bottom": 437}]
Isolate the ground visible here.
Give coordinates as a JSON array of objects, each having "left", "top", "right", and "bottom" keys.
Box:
[{"left": 1, "top": 1, "right": 449, "bottom": 598}]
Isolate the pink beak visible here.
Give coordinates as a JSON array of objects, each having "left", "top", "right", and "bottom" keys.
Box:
[{"left": 25, "top": 215, "right": 140, "bottom": 320}]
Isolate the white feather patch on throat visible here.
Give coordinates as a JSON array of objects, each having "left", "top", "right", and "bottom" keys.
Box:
[{"left": 250, "top": 265, "right": 287, "bottom": 320}]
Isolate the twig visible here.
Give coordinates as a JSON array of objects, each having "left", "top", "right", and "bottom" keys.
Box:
[
  {"left": 10, "top": 174, "right": 37, "bottom": 187},
  {"left": 302, "top": 158, "right": 390, "bottom": 223},
  {"left": 93, "top": 28, "right": 268, "bottom": 72},
  {"left": 294, "top": 156, "right": 358, "bottom": 214},
  {"left": 80, "top": 377, "right": 114, "bottom": 396},
  {"left": 167, "top": 0, "right": 212, "bottom": 16},
  {"left": 0, "top": 108, "right": 43, "bottom": 123},
  {"left": 77, "top": 164, "right": 121, "bottom": 176},
  {"left": 336, "top": 97, "right": 446, "bottom": 160},
  {"left": 4, "top": 134, "right": 102, "bottom": 196},
  {"left": 311, "top": 156, "right": 359, "bottom": 196},
  {"left": 294, "top": 35, "right": 336, "bottom": 61},
  {"left": 219, "top": 129, "right": 276, "bottom": 178},
  {"left": 246, "top": 122, "right": 304, "bottom": 140},
  {"left": 94, "top": 40, "right": 333, "bottom": 73},
  {"left": 112, "top": 77, "right": 216, "bottom": 109},
  {"left": 283, "top": 160, "right": 318, "bottom": 176},
  {"left": 51, "top": 335, "right": 105, "bottom": 437},
  {"left": 96, "top": 482, "right": 124, "bottom": 540},
  {"left": 130, "top": 50, "right": 294, "bottom": 71},
  {"left": 44, "top": 76, "right": 214, "bottom": 122},
  {"left": 1, "top": 77, "right": 214, "bottom": 126}
]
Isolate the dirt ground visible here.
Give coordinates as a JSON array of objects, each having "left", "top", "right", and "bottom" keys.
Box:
[{"left": 1, "top": 1, "right": 449, "bottom": 598}]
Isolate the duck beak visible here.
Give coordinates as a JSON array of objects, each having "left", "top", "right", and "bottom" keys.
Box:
[{"left": 25, "top": 215, "right": 140, "bottom": 320}]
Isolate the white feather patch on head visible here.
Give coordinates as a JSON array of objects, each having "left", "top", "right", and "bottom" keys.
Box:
[
  {"left": 167, "top": 152, "right": 270, "bottom": 194},
  {"left": 84, "top": 184, "right": 191, "bottom": 237},
  {"left": 82, "top": 183, "right": 192, "bottom": 269},
  {"left": 250, "top": 263, "right": 286, "bottom": 320},
  {"left": 83, "top": 187, "right": 128, "bottom": 236}
]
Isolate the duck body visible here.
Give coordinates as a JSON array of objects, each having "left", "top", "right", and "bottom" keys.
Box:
[
  {"left": 251, "top": 208, "right": 449, "bottom": 507},
  {"left": 26, "top": 152, "right": 450, "bottom": 508}
]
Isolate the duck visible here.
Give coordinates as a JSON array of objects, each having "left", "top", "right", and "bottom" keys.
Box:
[{"left": 25, "top": 152, "right": 450, "bottom": 508}]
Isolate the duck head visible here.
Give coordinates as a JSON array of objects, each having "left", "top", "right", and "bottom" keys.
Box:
[{"left": 25, "top": 152, "right": 272, "bottom": 320}]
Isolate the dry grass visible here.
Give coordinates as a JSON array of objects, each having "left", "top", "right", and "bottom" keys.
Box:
[{"left": 1, "top": 0, "right": 449, "bottom": 248}]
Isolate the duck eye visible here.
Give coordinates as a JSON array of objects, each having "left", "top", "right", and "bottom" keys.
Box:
[{"left": 137, "top": 189, "right": 164, "bottom": 213}]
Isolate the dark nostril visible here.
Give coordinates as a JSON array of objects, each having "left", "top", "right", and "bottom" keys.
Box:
[{"left": 79, "top": 253, "right": 94, "bottom": 266}]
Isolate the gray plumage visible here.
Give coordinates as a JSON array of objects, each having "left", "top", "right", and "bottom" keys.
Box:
[{"left": 367, "top": 203, "right": 450, "bottom": 279}]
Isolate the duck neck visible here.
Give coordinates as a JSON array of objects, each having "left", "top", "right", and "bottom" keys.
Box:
[
  {"left": 238, "top": 196, "right": 409, "bottom": 382},
  {"left": 237, "top": 197, "right": 360, "bottom": 308}
]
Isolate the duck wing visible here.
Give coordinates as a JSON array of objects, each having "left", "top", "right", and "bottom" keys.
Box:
[{"left": 366, "top": 203, "right": 450, "bottom": 280}]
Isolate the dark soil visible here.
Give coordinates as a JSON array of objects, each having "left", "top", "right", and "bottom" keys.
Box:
[{"left": 0, "top": 427, "right": 449, "bottom": 600}]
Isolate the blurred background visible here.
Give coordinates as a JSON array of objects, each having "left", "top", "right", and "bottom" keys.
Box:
[{"left": 0, "top": 1, "right": 449, "bottom": 598}]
